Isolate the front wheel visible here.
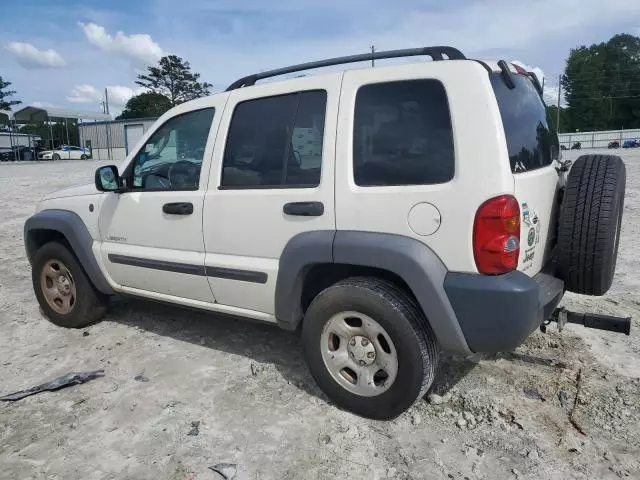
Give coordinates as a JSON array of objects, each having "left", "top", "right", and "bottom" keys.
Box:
[
  {"left": 32, "top": 241, "right": 109, "bottom": 328},
  {"left": 52, "top": 153, "right": 60, "bottom": 161},
  {"left": 302, "top": 277, "right": 439, "bottom": 419},
  {"left": 80, "top": 154, "right": 88, "bottom": 160}
]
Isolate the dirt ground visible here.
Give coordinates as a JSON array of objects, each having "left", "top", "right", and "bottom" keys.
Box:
[{"left": 1, "top": 151, "right": 639, "bottom": 480}]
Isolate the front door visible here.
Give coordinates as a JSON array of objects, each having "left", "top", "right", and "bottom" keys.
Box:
[
  {"left": 98, "top": 104, "right": 221, "bottom": 303},
  {"left": 202, "top": 74, "right": 341, "bottom": 315}
]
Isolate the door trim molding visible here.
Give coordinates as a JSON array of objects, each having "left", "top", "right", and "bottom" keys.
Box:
[
  {"left": 107, "top": 254, "right": 267, "bottom": 284},
  {"left": 205, "top": 266, "right": 268, "bottom": 284}
]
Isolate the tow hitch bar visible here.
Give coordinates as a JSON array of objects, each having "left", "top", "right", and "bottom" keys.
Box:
[{"left": 542, "top": 307, "right": 631, "bottom": 335}]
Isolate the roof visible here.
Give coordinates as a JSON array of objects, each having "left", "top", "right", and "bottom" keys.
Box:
[{"left": 12, "top": 106, "right": 112, "bottom": 123}]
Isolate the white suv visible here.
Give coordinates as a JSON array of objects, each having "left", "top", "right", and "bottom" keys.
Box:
[{"left": 25, "top": 47, "right": 630, "bottom": 419}]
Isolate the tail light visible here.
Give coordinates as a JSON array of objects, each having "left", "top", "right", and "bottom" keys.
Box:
[{"left": 473, "top": 195, "right": 520, "bottom": 274}]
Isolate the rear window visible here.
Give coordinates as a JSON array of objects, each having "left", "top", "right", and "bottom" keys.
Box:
[
  {"left": 491, "top": 73, "right": 559, "bottom": 173},
  {"left": 353, "top": 79, "right": 454, "bottom": 186}
]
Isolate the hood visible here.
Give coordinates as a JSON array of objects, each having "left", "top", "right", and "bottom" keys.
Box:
[
  {"left": 42, "top": 182, "right": 98, "bottom": 200},
  {"left": 40, "top": 150, "right": 53, "bottom": 155}
]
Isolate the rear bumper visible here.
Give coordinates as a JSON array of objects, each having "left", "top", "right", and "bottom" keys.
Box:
[{"left": 444, "top": 270, "right": 564, "bottom": 353}]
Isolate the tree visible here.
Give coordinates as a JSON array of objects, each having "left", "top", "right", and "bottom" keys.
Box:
[
  {"left": 135, "top": 55, "right": 212, "bottom": 106},
  {"left": 0, "top": 75, "right": 21, "bottom": 111},
  {"left": 562, "top": 34, "right": 640, "bottom": 131},
  {"left": 546, "top": 105, "right": 570, "bottom": 133},
  {"left": 117, "top": 91, "right": 172, "bottom": 120}
]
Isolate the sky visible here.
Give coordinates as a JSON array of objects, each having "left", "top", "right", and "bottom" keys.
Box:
[{"left": 2, "top": 0, "right": 640, "bottom": 115}]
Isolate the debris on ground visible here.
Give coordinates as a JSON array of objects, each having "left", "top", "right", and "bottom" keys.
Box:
[
  {"left": 186, "top": 421, "right": 200, "bottom": 436},
  {"left": 569, "top": 368, "right": 587, "bottom": 436},
  {"left": 209, "top": 463, "right": 237, "bottom": 479},
  {"left": 0, "top": 370, "right": 104, "bottom": 401},
  {"left": 134, "top": 373, "right": 149, "bottom": 383},
  {"left": 523, "top": 386, "right": 544, "bottom": 400}
]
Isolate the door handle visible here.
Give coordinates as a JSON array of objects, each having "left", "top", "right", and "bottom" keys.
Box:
[
  {"left": 283, "top": 201, "right": 324, "bottom": 217},
  {"left": 162, "top": 202, "right": 194, "bottom": 215}
]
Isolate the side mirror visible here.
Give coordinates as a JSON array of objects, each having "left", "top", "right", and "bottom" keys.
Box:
[{"left": 95, "top": 165, "right": 122, "bottom": 192}]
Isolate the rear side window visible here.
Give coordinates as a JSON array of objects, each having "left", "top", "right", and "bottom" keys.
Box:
[
  {"left": 221, "top": 90, "right": 326, "bottom": 188},
  {"left": 353, "top": 80, "right": 454, "bottom": 186},
  {"left": 491, "top": 73, "right": 559, "bottom": 173}
]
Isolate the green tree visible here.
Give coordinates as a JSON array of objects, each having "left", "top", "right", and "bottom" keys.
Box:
[
  {"left": 20, "top": 121, "right": 79, "bottom": 149},
  {"left": 0, "top": 75, "right": 21, "bottom": 111},
  {"left": 562, "top": 34, "right": 640, "bottom": 131},
  {"left": 135, "top": 55, "right": 212, "bottom": 106},
  {"left": 117, "top": 91, "right": 172, "bottom": 120},
  {"left": 546, "top": 105, "right": 570, "bottom": 133}
]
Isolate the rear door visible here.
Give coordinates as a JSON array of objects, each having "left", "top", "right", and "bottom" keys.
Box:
[
  {"left": 490, "top": 73, "right": 561, "bottom": 275},
  {"left": 202, "top": 74, "right": 340, "bottom": 315},
  {"left": 335, "top": 62, "right": 514, "bottom": 273}
]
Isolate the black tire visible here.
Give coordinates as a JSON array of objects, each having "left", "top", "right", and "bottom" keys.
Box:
[
  {"left": 302, "top": 277, "right": 439, "bottom": 419},
  {"left": 52, "top": 153, "right": 60, "bottom": 161},
  {"left": 32, "top": 241, "right": 109, "bottom": 328},
  {"left": 81, "top": 154, "right": 88, "bottom": 160},
  {"left": 557, "top": 155, "right": 626, "bottom": 295}
]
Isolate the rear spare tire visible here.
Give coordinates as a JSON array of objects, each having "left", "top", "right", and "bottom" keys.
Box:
[{"left": 557, "top": 154, "right": 626, "bottom": 295}]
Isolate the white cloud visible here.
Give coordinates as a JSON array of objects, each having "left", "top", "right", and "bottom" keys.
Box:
[
  {"left": 79, "top": 22, "right": 164, "bottom": 66},
  {"left": 511, "top": 61, "right": 566, "bottom": 106},
  {"left": 67, "top": 84, "right": 145, "bottom": 107},
  {"left": 67, "top": 84, "right": 101, "bottom": 103},
  {"left": 5, "top": 42, "right": 66, "bottom": 69},
  {"left": 32, "top": 101, "right": 58, "bottom": 108},
  {"left": 105, "top": 85, "right": 147, "bottom": 106}
]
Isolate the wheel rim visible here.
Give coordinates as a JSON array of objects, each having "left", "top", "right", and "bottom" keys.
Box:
[
  {"left": 320, "top": 311, "right": 398, "bottom": 397},
  {"left": 40, "top": 259, "right": 76, "bottom": 315}
]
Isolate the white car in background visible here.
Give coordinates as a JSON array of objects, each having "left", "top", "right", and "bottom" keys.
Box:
[{"left": 38, "top": 145, "right": 91, "bottom": 161}]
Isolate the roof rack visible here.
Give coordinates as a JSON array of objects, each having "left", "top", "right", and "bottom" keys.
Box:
[{"left": 226, "top": 46, "right": 466, "bottom": 91}]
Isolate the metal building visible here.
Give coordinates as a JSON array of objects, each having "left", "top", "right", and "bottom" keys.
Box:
[{"left": 78, "top": 117, "right": 158, "bottom": 161}]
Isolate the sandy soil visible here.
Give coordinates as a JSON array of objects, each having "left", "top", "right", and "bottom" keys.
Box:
[{"left": 1, "top": 151, "right": 639, "bottom": 480}]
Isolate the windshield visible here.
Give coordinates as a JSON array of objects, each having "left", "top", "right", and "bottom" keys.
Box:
[{"left": 490, "top": 73, "right": 559, "bottom": 173}]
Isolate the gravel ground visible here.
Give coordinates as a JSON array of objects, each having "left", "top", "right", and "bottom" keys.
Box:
[{"left": 1, "top": 151, "right": 639, "bottom": 480}]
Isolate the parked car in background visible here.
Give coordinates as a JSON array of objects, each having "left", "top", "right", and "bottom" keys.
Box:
[
  {"left": 608, "top": 141, "right": 620, "bottom": 149},
  {"left": 0, "top": 145, "right": 39, "bottom": 161},
  {"left": 38, "top": 145, "right": 91, "bottom": 161},
  {"left": 571, "top": 142, "right": 581, "bottom": 150},
  {"left": 622, "top": 139, "right": 640, "bottom": 149}
]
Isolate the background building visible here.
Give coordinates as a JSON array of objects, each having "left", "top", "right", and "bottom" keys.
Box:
[{"left": 78, "top": 117, "right": 158, "bottom": 161}]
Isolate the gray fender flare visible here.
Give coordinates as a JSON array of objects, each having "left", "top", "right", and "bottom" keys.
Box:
[
  {"left": 275, "top": 230, "right": 470, "bottom": 354},
  {"left": 24, "top": 209, "right": 114, "bottom": 295}
]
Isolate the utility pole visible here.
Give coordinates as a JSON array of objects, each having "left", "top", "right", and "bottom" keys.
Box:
[
  {"left": 104, "top": 88, "right": 110, "bottom": 115},
  {"left": 556, "top": 74, "right": 562, "bottom": 133},
  {"left": 104, "top": 87, "right": 112, "bottom": 160},
  {"left": 370, "top": 45, "right": 375, "bottom": 67}
]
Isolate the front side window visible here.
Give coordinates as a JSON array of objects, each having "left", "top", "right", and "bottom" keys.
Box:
[
  {"left": 490, "top": 73, "right": 559, "bottom": 173},
  {"left": 221, "top": 90, "right": 327, "bottom": 188},
  {"left": 353, "top": 80, "right": 454, "bottom": 186},
  {"left": 129, "top": 108, "right": 215, "bottom": 191}
]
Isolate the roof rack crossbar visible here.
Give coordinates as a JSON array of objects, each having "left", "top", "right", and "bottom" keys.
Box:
[{"left": 226, "top": 46, "right": 466, "bottom": 91}]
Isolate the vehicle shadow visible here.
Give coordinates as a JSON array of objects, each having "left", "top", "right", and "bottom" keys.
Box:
[
  {"left": 106, "top": 297, "right": 563, "bottom": 405},
  {"left": 106, "top": 296, "right": 327, "bottom": 399}
]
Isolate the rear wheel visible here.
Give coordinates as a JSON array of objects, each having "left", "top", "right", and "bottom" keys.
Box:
[
  {"left": 302, "top": 277, "right": 439, "bottom": 419},
  {"left": 32, "top": 242, "right": 109, "bottom": 328},
  {"left": 557, "top": 154, "right": 626, "bottom": 295},
  {"left": 52, "top": 153, "right": 60, "bottom": 161},
  {"left": 80, "top": 154, "right": 88, "bottom": 160}
]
